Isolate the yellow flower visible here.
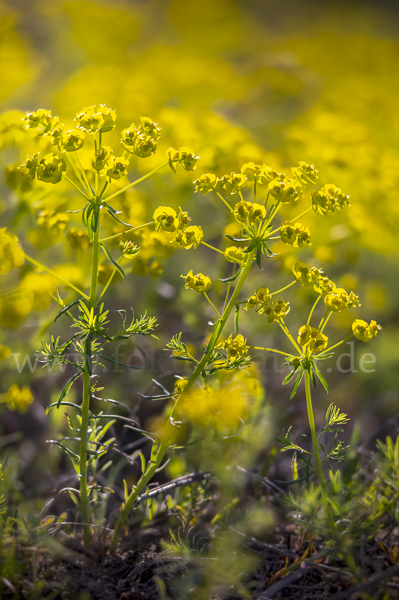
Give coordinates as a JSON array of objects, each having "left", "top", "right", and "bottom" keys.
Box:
[
  {"left": 36, "top": 153, "right": 67, "bottom": 185},
  {"left": 245, "top": 287, "right": 271, "bottom": 312},
  {"left": 0, "top": 229, "right": 25, "bottom": 274},
  {"left": 240, "top": 162, "right": 268, "bottom": 183},
  {"left": 281, "top": 222, "right": 310, "bottom": 247},
  {"left": 134, "top": 134, "right": 157, "bottom": 158},
  {"left": 352, "top": 319, "right": 381, "bottom": 342},
  {"left": 264, "top": 299, "right": 290, "bottom": 323},
  {"left": 92, "top": 145, "right": 113, "bottom": 171},
  {"left": 177, "top": 207, "right": 191, "bottom": 230},
  {"left": 292, "top": 262, "right": 315, "bottom": 286},
  {"left": 224, "top": 246, "right": 247, "bottom": 265},
  {"left": 311, "top": 184, "right": 350, "bottom": 216},
  {"left": 75, "top": 104, "right": 116, "bottom": 133},
  {"left": 220, "top": 334, "right": 248, "bottom": 359},
  {"left": 193, "top": 173, "right": 218, "bottom": 194},
  {"left": 153, "top": 206, "right": 178, "bottom": 233},
  {"left": 107, "top": 156, "right": 130, "bottom": 181},
  {"left": 60, "top": 129, "right": 85, "bottom": 152},
  {"left": 4, "top": 384, "right": 33, "bottom": 413},
  {"left": 324, "top": 288, "right": 361, "bottom": 312},
  {"left": 268, "top": 179, "right": 301, "bottom": 203},
  {"left": 220, "top": 172, "right": 246, "bottom": 194},
  {"left": 297, "top": 325, "right": 328, "bottom": 353},
  {"left": 174, "top": 225, "right": 204, "bottom": 249},
  {"left": 178, "top": 147, "right": 199, "bottom": 171},
  {"left": 233, "top": 199, "right": 252, "bottom": 223},
  {"left": 181, "top": 270, "right": 211, "bottom": 293},
  {"left": 24, "top": 109, "right": 55, "bottom": 130},
  {"left": 248, "top": 203, "right": 266, "bottom": 223},
  {"left": 313, "top": 275, "right": 336, "bottom": 295},
  {"left": 291, "top": 161, "right": 319, "bottom": 185}
]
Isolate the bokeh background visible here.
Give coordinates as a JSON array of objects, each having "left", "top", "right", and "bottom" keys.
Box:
[{"left": 0, "top": 0, "right": 398, "bottom": 511}]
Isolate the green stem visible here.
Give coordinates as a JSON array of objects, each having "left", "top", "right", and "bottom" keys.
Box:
[
  {"left": 315, "top": 334, "right": 354, "bottom": 358},
  {"left": 80, "top": 339, "right": 92, "bottom": 548},
  {"left": 79, "top": 210, "right": 101, "bottom": 548},
  {"left": 249, "top": 346, "right": 296, "bottom": 358},
  {"left": 65, "top": 176, "right": 91, "bottom": 201},
  {"left": 109, "top": 248, "right": 256, "bottom": 554},
  {"left": 320, "top": 310, "right": 333, "bottom": 333},
  {"left": 100, "top": 221, "right": 153, "bottom": 243},
  {"left": 25, "top": 255, "right": 89, "bottom": 300},
  {"left": 268, "top": 206, "right": 312, "bottom": 236},
  {"left": 304, "top": 370, "right": 324, "bottom": 486},
  {"left": 204, "top": 293, "right": 221, "bottom": 318},
  {"left": 278, "top": 319, "right": 303, "bottom": 355},
  {"left": 307, "top": 294, "right": 322, "bottom": 325},
  {"left": 201, "top": 241, "right": 226, "bottom": 256},
  {"left": 104, "top": 161, "right": 169, "bottom": 203},
  {"left": 271, "top": 280, "right": 296, "bottom": 297},
  {"left": 96, "top": 258, "right": 122, "bottom": 305},
  {"left": 64, "top": 152, "right": 89, "bottom": 194},
  {"left": 215, "top": 191, "right": 233, "bottom": 212}
]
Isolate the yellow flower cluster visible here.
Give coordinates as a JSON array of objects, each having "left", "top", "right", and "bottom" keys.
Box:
[
  {"left": 220, "top": 172, "right": 247, "bottom": 194},
  {"left": 324, "top": 288, "right": 360, "bottom": 312},
  {"left": 297, "top": 325, "right": 328, "bottom": 354},
  {"left": 291, "top": 161, "right": 319, "bottom": 185},
  {"left": 121, "top": 116, "right": 161, "bottom": 158},
  {"left": 0, "top": 229, "right": 25, "bottom": 275},
  {"left": 75, "top": 104, "right": 116, "bottom": 134},
  {"left": 220, "top": 334, "right": 248, "bottom": 359},
  {"left": 2, "top": 384, "right": 33, "bottom": 413},
  {"left": 233, "top": 200, "right": 266, "bottom": 224},
  {"left": 264, "top": 299, "right": 291, "bottom": 323},
  {"left": 168, "top": 147, "right": 200, "bottom": 172},
  {"left": 153, "top": 206, "right": 203, "bottom": 249},
  {"left": 181, "top": 270, "right": 211, "bottom": 293},
  {"left": 268, "top": 179, "right": 302, "bottom": 204},
  {"left": 352, "top": 319, "right": 381, "bottom": 342},
  {"left": 280, "top": 221, "right": 311, "bottom": 247},
  {"left": 292, "top": 262, "right": 323, "bottom": 286},
  {"left": 193, "top": 172, "right": 218, "bottom": 194},
  {"left": 311, "top": 184, "right": 350, "bottom": 216},
  {"left": 224, "top": 246, "right": 247, "bottom": 265},
  {"left": 245, "top": 287, "right": 272, "bottom": 312}
]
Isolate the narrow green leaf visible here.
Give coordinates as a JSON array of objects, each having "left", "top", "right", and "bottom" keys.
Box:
[
  {"left": 234, "top": 304, "right": 240, "bottom": 334},
  {"left": 313, "top": 363, "right": 329, "bottom": 394},
  {"left": 282, "top": 369, "right": 298, "bottom": 385},
  {"left": 100, "top": 243, "right": 125, "bottom": 279},
  {"left": 54, "top": 299, "right": 80, "bottom": 323},
  {"left": 57, "top": 371, "right": 83, "bottom": 408},
  {"left": 219, "top": 267, "right": 243, "bottom": 283},
  {"left": 138, "top": 452, "right": 146, "bottom": 474},
  {"left": 46, "top": 401, "right": 81, "bottom": 414},
  {"left": 290, "top": 369, "right": 304, "bottom": 399}
]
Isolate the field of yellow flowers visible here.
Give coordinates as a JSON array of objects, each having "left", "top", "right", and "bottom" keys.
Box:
[{"left": 0, "top": 1, "right": 398, "bottom": 599}]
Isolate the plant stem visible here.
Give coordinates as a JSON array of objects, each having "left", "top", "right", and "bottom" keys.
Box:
[
  {"left": 109, "top": 248, "right": 256, "bottom": 553},
  {"left": 307, "top": 294, "right": 322, "bottom": 325},
  {"left": 104, "top": 161, "right": 169, "bottom": 203},
  {"left": 24, "top": 254, "right": 89, "bottom": 300},
  {"left": 80, "top": 209, "right": 101, "bottom": 548},
  {"left": 215, "top": 191, "right": 233, "bottom": 212},
  {"left": 304, "top": 370, "right": 324, "bottom": 486},
  {"left": 271, "top": 280, "right": 296, "bottom": 297},
  {"left": 100, "top": 221, "right": 153, "bottom": 243}
]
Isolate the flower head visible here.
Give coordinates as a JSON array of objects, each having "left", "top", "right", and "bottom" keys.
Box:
[
  {"left": 60, "top": 129, "right": 85, "bottom": 152},
  {"left": 297, "top": 325, "right": 328, "bottom": 353},
  {"left": 174, "top": 225, "right": 204, "bottom": 249},
  {"left": 224, "top": 246, "right": 247, "bottom": 265},
  {"left": 280, "top": 222, "right": 311, "bottom": 247},
  {"left": 292, "top": 161, "right": 319, "bottom": 185},
  {"left": 312, "top": 184, "right": 350, "bottom": 216},
  {"left": 75, "top": 105, "right": 116, "bottom": 133},
  {"left": 352, "top": 319, "right": 381, "bottom": 342},
  {"left": 36, "top": 153, "right": 66, "bottom": 184},
  {"left": 268, "top": 179, "right": 302, "bottom": 203},
  {"left": 181, "top": 270, "right": 211, "bottom": 293},
  {"left": 292, "top": 262, "right": 323, "bottom": 286},
  {"left": 246, "top": 287, "right": 271, "bottom": 312},
  {"left": 220, "top": 172, "right": 246, "bottom": 194},
  {"left": 220, "top": 334, "right": 249, "bottom": 359},
  {"left": 119, "top": 240, "right": 140, "bottom": 259},
  {"left": 107, "top": 156, "right": 130, "bottom": 181},
  {"left": 0, "top": 229, "right": 25, "bottom": 274},
  {"left": 324, "top": 288, "right": 360, "bottom": 312},
  {"left": 92, "top": 145, "right": 113, "bottom": 171},
  {"left": 193, "top": 173, "right": 218, "bottom": 194},
  {"left": 3, "top": 384, "right": 33, "bottom": 413},
  {"left": 264, "top": 299, "right": 290, "bottom": 323},
  {"left": 153, "top": 206, "right": 178, "bottom": 233}
]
